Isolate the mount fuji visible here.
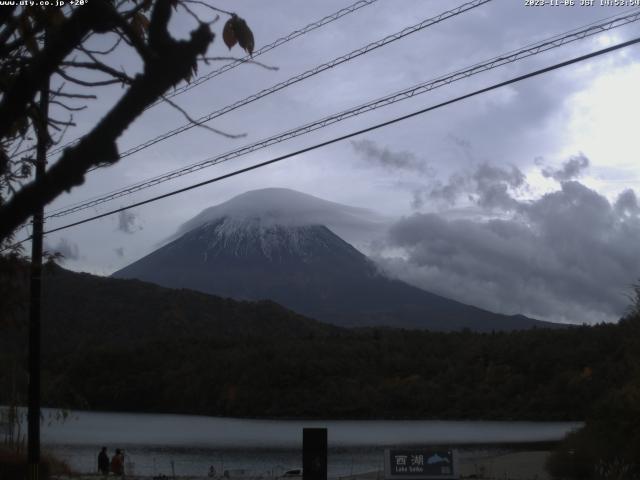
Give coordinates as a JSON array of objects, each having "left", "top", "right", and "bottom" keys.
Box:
[{"left": 113, "top": 188, "right": 556, "bottom": 331}]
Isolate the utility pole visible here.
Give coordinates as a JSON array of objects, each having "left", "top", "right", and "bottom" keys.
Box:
[{"left": 27, "top": 33, "right": 49, "bottom": 480}]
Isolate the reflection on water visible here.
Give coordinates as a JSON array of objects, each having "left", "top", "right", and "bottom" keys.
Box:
[{"left": 37, "top": 409, "right": 581, "bottom": 476}]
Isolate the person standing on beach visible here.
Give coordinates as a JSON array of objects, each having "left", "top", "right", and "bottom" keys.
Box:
[
  {"left": 98, "top": 447, "right": 110, "bottom": 475},
  {"left": 111, "top": 448, "right": 125, "bottom": 476}
]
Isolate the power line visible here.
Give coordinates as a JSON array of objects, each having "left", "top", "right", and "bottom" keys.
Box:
[
  {"left": 42, "top": 4, "right": 640, "bottom": 162},
  {"left": 45, "top": 9, "right": 640, "bottom": 220},
  {"left": 150, "top": 0, "right": 382, "bottom": 107},
  {"left": 69, "top": 0, "right": 493, "bottom": 167},
  {"left": 47, "top": 0, "right": 381, "bottom": 157},
  {"left": 46, "top": 0, "right": 495, "bottom": 217},
  {"left": 4, "top": 35, "right": 633, "bottom": 251}
]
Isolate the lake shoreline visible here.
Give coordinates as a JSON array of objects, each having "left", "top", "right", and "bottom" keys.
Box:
[
  {"left": 49, "top": 450, "right": 554, "bottom": 480},
  {"left": 24, "top": 409, "right": 579, "bottom": 478},
  {"left": 30, "top": 405, "right": 585, "bottom": 423}
]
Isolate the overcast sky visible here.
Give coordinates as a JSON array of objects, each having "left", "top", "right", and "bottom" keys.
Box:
[{"left": 31, "top": 0, "right": 640, "bottom": 325}]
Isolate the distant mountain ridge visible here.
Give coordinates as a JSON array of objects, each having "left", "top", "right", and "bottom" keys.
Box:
[{"left": 113, "top": 188, "right": 558, "bottom": 331}]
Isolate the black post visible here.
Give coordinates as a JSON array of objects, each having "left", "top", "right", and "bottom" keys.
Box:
[
  {"left": 303, "top": 428, "right": 327, "bottom": 480},
  {"left": 27, "top": 48, "right": 49, "bottom": 480}
]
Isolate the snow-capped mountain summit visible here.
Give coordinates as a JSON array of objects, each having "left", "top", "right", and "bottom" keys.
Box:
[
  {"left": 193, "top": 218, "right": 350, "bottom": 262},
  {"left": 113, "top": 188, "right": 556, "bottom": 331},
  {"left": 170, "top": 188, "right": 388, "bottom": 248}
]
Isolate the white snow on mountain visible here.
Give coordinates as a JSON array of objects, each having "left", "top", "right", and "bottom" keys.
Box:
[
  {"left": 194, "top": 218, "right": 332, "bottom": 261},
  {"left": 168, "top": 188, "right": 390, "bottom": 250}
]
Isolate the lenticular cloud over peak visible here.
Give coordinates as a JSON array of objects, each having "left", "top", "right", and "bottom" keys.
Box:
[{"left": 172, "top": 188, "right": 389, "bottom": 248}]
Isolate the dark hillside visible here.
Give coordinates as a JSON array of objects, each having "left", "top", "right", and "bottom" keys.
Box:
[
  {"left": 0, "top": 266, "right": 633, "bottom": 420},
  {"left": 36, "top": 322, "right": 627, "bottom": 419},
  {"left": 41, "top": 266, "right": 338, "bottom": 352}
]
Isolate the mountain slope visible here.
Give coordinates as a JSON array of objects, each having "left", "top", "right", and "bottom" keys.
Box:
[
  {"left": 0, "top": 264, "right": 338, "bottom": 358},
  {"left": 113, "top": 189, "right": 557, "bottom": 331}
]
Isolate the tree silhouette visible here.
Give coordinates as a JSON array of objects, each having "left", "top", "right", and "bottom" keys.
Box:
[{"left": 0, "top": 0, "right": 254, "bottom": 245}]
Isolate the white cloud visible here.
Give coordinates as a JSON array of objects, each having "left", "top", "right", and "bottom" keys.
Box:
[
  {"left": 541, "top": 153, "right": 589, "bottom": 182},
  {"left": 351, "top": 139, "right": 434, "bottom": 175}
]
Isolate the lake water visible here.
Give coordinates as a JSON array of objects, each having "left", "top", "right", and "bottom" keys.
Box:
[{"left": 32, "top": 409, "right": 581, "bottom": 477}]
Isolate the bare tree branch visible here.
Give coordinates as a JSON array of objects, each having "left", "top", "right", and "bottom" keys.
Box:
[
  {"left": 7, "top": 142, "right": 36, "bottom": 162},
  {"left": 8, "top": 135, "right": 33, "bottom": 159},
  {"left": 113, "top": 14, "right": 155, "bottom": 62},
  {"left": 0, "top": 0, "right": 215, "bottom": 240},
  {"left": 49, "top": 100, "right": 87, "bottom": 112},
  {"left": 61, "top": 61, "right": 134, "bottom": 84},
  {"left": 0, "top": 1, "right": 110, "bottom": 140},
  {"left": 51, "top": 117, "right": 74, "bottom": 147},
  {"left": 0, "top": 8, "right": 21, "bottom": 50},
  {"left": 182, "top": 0, "right": 232, "bottom": 16},
  {"left": 178, "top": 2, "right": 204, "bottom": 24},
  {"left": 50, "top": 90, "right": 98, "bottom": 100},
  {"left": 161, "top": 94, "right": 246, "bottom": 139},
  {"left": 80, "top": 36, "right": 123, "bottom": 56},
  {"left": 55, "top": 69, "right": 125, "bottom": 87},
  {"left": 48, "top": 117, "right": 76, "bottom": 127},
  {"left": 201, "top": 56, "right": 278, "bottom": 71},
  {"left": 121, "top": 0, "right": 152, "bottom": 19},
  {"left": 1, "top": 19, "right": 46, "bottom": 56}
]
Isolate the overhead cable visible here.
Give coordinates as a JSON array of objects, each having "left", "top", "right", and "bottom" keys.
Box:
[
  {"left": 17, "top": 36, "right": 634, "bottom": 243},
  {"left": 48, "top": 0, "right": 381, "bottom": 156},
  {"left": 53, "top": 0, "right": 493, "bottom": 163},
  {"left": 45, "top": 9, "right": 640, "bottom": 219},
  {"left": 152, "top": 0, "right": 382, "bottom": 106},
  {"left": 4, "top": 35, "right": 640, "bottom": 252}
]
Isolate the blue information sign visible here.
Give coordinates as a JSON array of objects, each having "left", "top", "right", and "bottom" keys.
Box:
[{"left": 384, "top": 449, "right": 457, "bottom": 480}]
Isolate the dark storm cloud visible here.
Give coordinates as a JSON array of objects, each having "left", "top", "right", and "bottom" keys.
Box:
[
  {"left": 116, "top": 210, "right": 142, "bottom": 234},
  {"left": 415, "top": 163, "right": 526, "bottom": 211},
  {"left": 351, "top": 139, "right": 433, "bottom": 175},
  {"left": 44, "top": 237, "right": 80, "bottom": 262},
  {"left": 416, "top": 173, "right": 467, "bottom": 208},
  {"left": 473, "top": 163, "right": 527, "bottom": 210},
  {"left": 381, "top": 162, "right": 640, "bottom": 324},
  {"left": 615, "top": 189, "right": 639, "bottom": 217},
  {"left": 541, "top": 154, "right": 590, "bottom": 182}
]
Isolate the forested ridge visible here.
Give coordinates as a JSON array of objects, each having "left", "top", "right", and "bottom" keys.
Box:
[
  {"left": 0, "top": 266, "right": 637, "bottom": 421},
  {"left": 37, "top": 324, "right": 630, "bottom": 420}
]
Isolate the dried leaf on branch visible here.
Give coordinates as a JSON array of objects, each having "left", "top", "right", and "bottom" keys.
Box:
[{"left": 222, "top": 14, "right": 254, "bottom": 56}]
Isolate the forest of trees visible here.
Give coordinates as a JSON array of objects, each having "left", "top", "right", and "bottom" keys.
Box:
[
  {"left": 0, "top": 266, "right": 637, "bottom": 422},
  {"left": 1, "top": 267, "right": 640, "bottom": 478},
  {"left": 545, "top": 289, "right": 640, "bottom": 479},
  {"left": 30, "top": 323, "right": 630, "bottom": 420}
]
